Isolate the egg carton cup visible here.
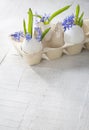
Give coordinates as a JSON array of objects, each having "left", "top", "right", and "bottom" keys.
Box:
[
  {"left": 83, "top": 18, "right": 89, "bottom": 50},
  {"left": 11, "top": 39, "right": 23, "bottom": 56},
  {"left": 83, "top": 19, "right": 89, "bottom": 36},
  {"left": 43, "top": 47, "right": 63, "bottom": 60},
  {"left": 62, "top": 42, "right": 84, "bottom": 55},
  {"left": 85, "top": 42, "right": 89, "bottom": 50},
  {"left": 84, "top": 36, "right": 89, "bottom": 50},
  {"left": 11, "top": 40, "right": 42, "bottom": 65},
  {"left": 21, "top": 50, "right": 42, "bottom": 65}
]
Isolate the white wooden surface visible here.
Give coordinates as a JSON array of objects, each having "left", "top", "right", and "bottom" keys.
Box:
[{"left": 0, "top": 0, "right": 89, "bottom": 130}]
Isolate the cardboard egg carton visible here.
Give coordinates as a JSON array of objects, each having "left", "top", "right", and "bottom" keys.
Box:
[{"left": 10, "top": 19, "right": 89, "bottom": 65}]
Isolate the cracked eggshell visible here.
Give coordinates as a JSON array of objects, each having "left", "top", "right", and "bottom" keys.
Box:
[
  {"left": 64, "top": 25, "right": 85, "bottom": 46},
  {"left": 63, "top": 25, "right": 85, "bottom": 55},
  {"left": 21, "top": 38, "right": 42, "bottom": 54},
  {"left": 21, "top": 39, "right": 42, "bottom": 65}
]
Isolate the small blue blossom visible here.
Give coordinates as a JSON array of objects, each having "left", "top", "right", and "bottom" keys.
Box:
[
  {"left": 11, "top": 31, "right": 24, "bottom": 41},
  {"left": 25, "top": 33, "right": 32, "bottom": 41},
  {"left": 62, "top": 14, "right": 75, "bottom": 31},
  {"left": 40, "top": 13, "right": 50, "bottom": 23},
  {"left": 34, "top": 27, "right": 42, "bottom": 42},
  {"left": 35, "top": 12, "right": 50, "bottom": 24}
]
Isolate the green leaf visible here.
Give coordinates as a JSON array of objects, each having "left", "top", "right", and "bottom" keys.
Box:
[
  {"left": 28, "top": 8, "right": 33, "bottom": 36},
  {"left": 41, "top": 28, "right": 51, "bottom": 40},
  {"left": 23, "top": 19, "right": 27, "bottom": 35},
  {"left": 75, "top": 4, "right": 80, "bottom": 23},
  {"left": 48, "top": 5, "right": 71, "bottom": 23},
  {"left": 76, "top": 4, "right": 80, "bottom": 18},
  {"left": 79, "top": 19, "right": 83, "bottom": 27},
  {"left": 74, "top": 4, "right": 84, "bottom": 27},
  {"left": 79, "top": 12, "right": 84, "bottom": 23},
  {"left": 33, "top": 14, "right": 42, "bottom": 19}
]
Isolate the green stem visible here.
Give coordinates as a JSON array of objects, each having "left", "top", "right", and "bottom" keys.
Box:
[
  {"left": 33, "top": 14, "right": 42, "bottom": 19},
  {"left": 23, "top": 19, "right": 27, "bottom": 35}
]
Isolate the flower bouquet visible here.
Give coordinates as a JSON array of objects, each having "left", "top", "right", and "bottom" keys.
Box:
[
  {"left": 11, "top": 8, "right": 50, "bottom": 65},
  {"left": 62, "top": 5, "right": 85, "bottom": 55}
]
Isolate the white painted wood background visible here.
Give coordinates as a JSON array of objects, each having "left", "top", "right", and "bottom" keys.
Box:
[{"left": 0, "top": 0, "right": 89, "bottom": 130}]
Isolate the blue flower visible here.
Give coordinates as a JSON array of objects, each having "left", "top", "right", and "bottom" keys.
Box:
[
  {"left": 40, "top": 13, "right": 50, "bottom": 23},
  {"left": 35, "top": 12, "right": 50, "bottom": 24},
  {"left": 25, "top": 33, "right": 32, "bottom": 41},
  {"left": 11, "top": 31, "right": 24, "bottom": 41},
  {"left": 34, "top": 27, "right": 42, "bottom": 42},
  {"left": 62, "top": 14, "right": 75, "bottom": 31}
]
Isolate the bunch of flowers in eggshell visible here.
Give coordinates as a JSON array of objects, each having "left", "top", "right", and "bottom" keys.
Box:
[
  {"left": 62, "top": 5, "right": 85, "bottom": 55},
  {"left": 11, "top": 8, "right": 51, "bottom": 65}
]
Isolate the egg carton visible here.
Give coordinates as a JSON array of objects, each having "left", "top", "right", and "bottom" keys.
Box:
[
  {"left": 11, "top": 39, "right": 85, "bottom": 66},
  {"left": 10, "top": 19, "right": 89, "bottom": 66}
]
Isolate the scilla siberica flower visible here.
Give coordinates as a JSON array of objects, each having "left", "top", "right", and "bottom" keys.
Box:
[
  {"left": 40, "top": 13, "right": 50, "bottom": 23},
  {"left": 25, "top": 27, "right": 42, "bottom": 42},
  {"left": 11, "top": 31, "right": 24, "bottom": 41},
  {"left": 35, "top": 12, "right": 50, "bottom": 24},
  {"left": 34, "top": 27, "right": 42, "bottom": 42},
  {"left": 25, "top": 33, "right": 32, "bottom": 41},
  {"left": 62, "top": 14, "right": 75, "bottom": 31}
]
